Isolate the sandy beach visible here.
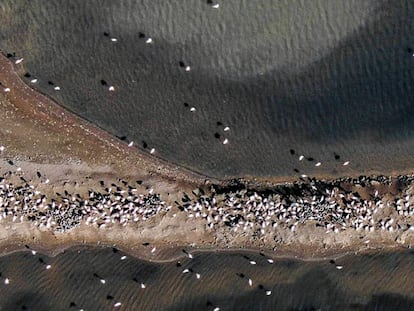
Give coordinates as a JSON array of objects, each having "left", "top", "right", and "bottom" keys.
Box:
[{"left": 0, "top": 51, "right": 414, "bottom": 262}]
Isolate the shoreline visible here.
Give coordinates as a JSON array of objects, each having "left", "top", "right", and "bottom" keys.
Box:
[
  {"left": 0, "top": 51, "right": 222, "bottom": 186},
  {"left": 0, "top": 51, "right": 414, "bottom": 261},
  {"left": 0, "top": 221, "right": 409, "bottom": 264},
  {"left": 2, "top": 51, "right": 412, "bottom": 186},
  {"left": 0, "top": 167, "right": 412, "bottom": 261}
]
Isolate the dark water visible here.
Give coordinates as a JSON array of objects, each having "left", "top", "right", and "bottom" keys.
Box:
[
  {"left": 0, "top": 0, "right": 413, "bottom": 178},
  {"left": 1, "top": 2, "right": 414, "bottom": 309},
  {"left": 1, "top": 247, "right": 414, "bottom": 310}
]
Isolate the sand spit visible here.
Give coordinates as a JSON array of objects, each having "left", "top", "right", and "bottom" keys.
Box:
[
  {"left": 0, "top": 52, "right": 414, "bottom": 260},
  {"left": 0, "top": 161, "right": 413, "bottom": 261}
]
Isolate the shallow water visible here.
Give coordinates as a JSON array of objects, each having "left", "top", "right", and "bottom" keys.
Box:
[
  {"left": 0, "top": 0, "right": 413, "bottom": 178},
  {"left": 1, "top": 247, "right": 414, "bottom": 310},
  {"left": 1, "top": 2, "right": 414, "bottom": 309}
]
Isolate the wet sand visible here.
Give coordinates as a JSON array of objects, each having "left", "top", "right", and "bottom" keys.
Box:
[{"left": 0, "top": 51, "right": 414, "bottom": 262}]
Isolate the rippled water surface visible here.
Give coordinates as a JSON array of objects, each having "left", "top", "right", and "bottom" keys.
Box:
[
  {"left": 0, "top": 0, "right": 413, "bottom": 178},
  {"left": 1, "top": 2, "right": 414, "bottom": 309},
  {"left": 1, "top": 247, "right": 414, "bottom": 310}
]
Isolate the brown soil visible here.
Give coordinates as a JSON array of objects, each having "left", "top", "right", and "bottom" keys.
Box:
[{"left": 0, "top": 52, "right": 414, "bottom": 261}]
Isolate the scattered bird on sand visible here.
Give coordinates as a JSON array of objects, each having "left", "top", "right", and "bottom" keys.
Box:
[
  {"left": 110, "top": 38, "right": 118, "bottom": 42},
  {"left": 4, "top": 87, "right": 10, "bottom": 92},
  {"left": 185, "top": 66, "right": 191, "bottom": 72},
  {"left": 343, "top": 161, "right": 350, "bottom": 166},
  {"left": 141, "top": 283, "right": 146, "bottom": 289},
  {"left": 108, "top": 86, "right": 115, "bottom": 92},
  {"left": 0, "top": 146, "right": 4, "bottom": 152},
  {"left": 299, "top": 155, "right": 304, "bottom": 161},
  {"left": 15, "top": 58, "right": 24, "bottom": 64},
  {"left": 128, "top": 141, "right": 134, "bottom": 147},
  {"left": 114, "top": 302, "right": 122, "bottom": 307},
  {"left": 54, "top": 86, "right": 60, "bottom": 91},
  {"left": 223, "top": 126, "right": 230, "bottom": 131},
  {"left": 196, "top": 273, "right": 201, "bottom": 279},
  {"left": 249, "top": 260, "right": 256, "bottom": 265},
  {"left": 120, "top": 256, "right": 127, "bottom": 260},
  {"left": 150, "top": 148, "right": 155, "bottom": 154},
  {"left": 30, "top": 79, "right": 38, "bottom": 83},
  {"left": 46, "top": 264, "right": 52, "bottom": 270},
  {"left": 145, "top": 38, "right": 153, "bottom": 44},
  {"left": 336, "top": 265, "right": 343, "bottom": 270},
  {"left": 315, "top": 162, "right": 321, "bottom": 167},
  {"left": 267, "top": 258, "right": 274, "bottom": 264},
  {"left": 190, "top": 107, "right": 196, "bottom": 112},
  {"left": 223, "top": 138, "right": 229, "bottom": 145},
  {"left": 248, "top": 278, "right": 253, "bottom": 286},
  {"left": 266, "top": 290, "right": 272, "bottom": 296},
  {"left": 4, "top": 278, "right": 9, "bottom": 285}
]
